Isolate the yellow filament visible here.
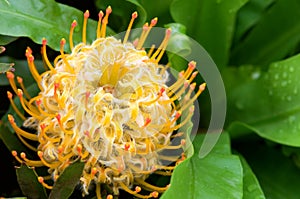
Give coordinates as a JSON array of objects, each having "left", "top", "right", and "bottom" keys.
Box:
[
  {"left": 69, "top": 20, "right": 77, "bottom": 50},
  {"left": 97, "top": 11, "right": 104, "bottom": 39},
  {"left": 21, "top": 154, "right": 44, "bottom": 167},
  {"left": 17, "top": 78, "right": 31, "bottom": 99},
  {"left": 9, "top": 118, "right": 38, "bottom": 141},
  {"left": 135, "top": 178, "right": 168, "bottom": 193},
  {"left": 42, "top": 41, "right": 55, "bottom": 72},
  {"left": 147, "top": 44, "right": 155, "bottom": 57},
  {"left": 154, "top": 171, "right": 172, "bottom": 176},
  {"left": 180, "top": 84, "right": 205, "bottom": 111},
  {"left": 101, "top": 6, "right": 112, "bottom": 38},
  {"left": 38, "top": 154, "right": 61, "bottom": 169},
  {"left": 27, "top": 59, "right": 42, "bottom": 90},
  {"left": 15, "top": 133, "right": 37, "bottom": 151},
  {"left": 60, "top": 42, "right": 75, "bottom": 74},
  {"left": 96, "top": 183, "right": 102, "bottom": 199},
  {"left": 118, "top": 182, "right": 153, "bottom": 199},
  {"left": 8, "top": 98, "right": 26, "bottom": 121},
  {"left": 82, "top": 10, "right": 89, "bottom": 44},
  {"left": 19, "top": 95, "right": 43, "bottom": 120},
  {"left": 123, "top": 11, "right": 138, "bottom": 44},
  {"left": 7, "top": 75, "right": 18, "bottom": 95}
]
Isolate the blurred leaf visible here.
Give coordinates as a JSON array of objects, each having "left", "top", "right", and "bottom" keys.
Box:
[
  {"left": 139, "top": 0, "right": 173, "bottom": 26},
  {"left": 49, "top": 161, "right": 85, "bottom": 199},
  {"left": 16, "top": 164, "right": 47, "bottom": 199},
  {"left": 0, "top": 34, "right": 18, "bottom": 45},
  {"left": 225, "top": 54, "right": 300, "bottom": 146},
  {"left": 0, "top": 0, "right": 114, "bottom": 52},
  {"left": 281, "top": 146, "right": 300, "bottom": 168},
  {"left": 230, "top": 0, "right": 300, "bottom": 65},
  {"left": 233, "top": 0, "right": 274, "bottom": 44},
  {"left": 95, "top": 0, "right": 146, "bottom": 33},
  {"left": 238, "top": 154, "right": 266, "bottom": 199},
  {"left": 170, "top": 0, "right": 248, "bottom": 68},
  {"left": 161, "top": 132, "right": 243, "bottom": 199},
  {"left": 237, "top": 140, "right": 300, "bottom": 199}
]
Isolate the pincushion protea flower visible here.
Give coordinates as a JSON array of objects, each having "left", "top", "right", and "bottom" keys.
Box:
[{"left": 6, "top": 7, "right": 205, "bottom": 199}]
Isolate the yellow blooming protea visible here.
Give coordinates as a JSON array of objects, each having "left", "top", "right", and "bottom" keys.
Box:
[{"left": 6, "top": 7, "right": 205, "bottom": 199}]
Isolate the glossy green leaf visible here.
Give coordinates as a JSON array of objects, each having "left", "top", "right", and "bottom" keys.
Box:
[
  {"left": 233, "top": 0, "right": 274, "bottom": 44},
  {"left": 230, "top": 0, "right": 300, "bottom": 65},
  {"left": 0, "top": 34, "right": 18, "bottom": 45},
  {"left": 16, "top": 164, "right": 47, "bottom": 199},
  {"left": 161, "top": 133, "right": 243, "bottom": 199},
  {"left": 95, "top": 0, "right": 146, "bottom": 33},
  {"left": 49, "top": 161, "right": 85, "bottom": 199},
  {"left": 0, "top": 0, "right": 114, "bottom": 52},
  {"left": 238, "top": 154, "right": 265, "bottom": 199},
  {"left": 226, "top": 54, "right": 300, "bottom": 146},
  {"left": 170, "top": 0, "right": 248, "bottom": 68},
  {"left": 236, "top": 140, "right": 300, "bottom": 199}
]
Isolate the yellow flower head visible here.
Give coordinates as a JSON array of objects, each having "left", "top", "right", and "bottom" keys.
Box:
[{"left": 7, "top": 7, "right": 205, "bottom": 199}]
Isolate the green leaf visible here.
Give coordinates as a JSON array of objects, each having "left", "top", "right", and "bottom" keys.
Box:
[
  {"left": 225, "top": 54, "right": 300, "bottom": 146},
  {"left": 16, "top": 164, "right": 47, "bottom": 199},
  {"left": 170, "top": 0, "right": 248, "bottom": 68},
  {"left": 236, "top": 140, "right": 300, "bottom": 199},
  {"left": 238, "top": 154, "right": 266, "bottom": 199},
  {"left": 233, "top": 0, "right": 274, "bottom": 44},
  {"left": 49, "top": 161, "right": 85, "bottom": 199},
  {"left": 139, "top": 0, "right": 173, "bottom": 26},
  {"left": 95, "top": 0, "right": 146, "bottom": 33},
  {"left": 161, "top": 133, "right": 243, "bottom": 199},
  {"left": 0, "top": 34, "right": 18, "bottom": 45},
  {"left": 230, "top": 0, "right": 300, "bottom": 65},
  {"left": 0, "top": 0, "right": 114, "bottom": 52}
]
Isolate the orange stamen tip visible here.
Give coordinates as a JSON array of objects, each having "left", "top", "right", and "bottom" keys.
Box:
[
  {"left": 135, "top": 186, "right": 141, "bottom": 193},
  {"left": 106, "top": 6, "right": 112, "bottom": 14},
  {"left": 184, "top": 81, "right": 189, "bottom": 88},
  {"left": 124, "top": 143, "right": 130, "bottom": 151},
  {"left": 181, "top": 139, "right": 186, "bottom": 146},
  {"left": 106, "top": 195, "right": 113, "bottom": 199},
  {"left": 17, "top": 89, "right": 23, "bottom": 97},
  {"left": 175, "top": 111, "right": 181, "bottom": 119},
  {"left": 144, "top": 117, "right": 151, "bottom": 127},
  {"left": 77, "top": 144, "right": 83, "bottom": 153},
  {"left": 28, "top": 55, "right": 34, "bottom": 62},
  {"left": 6, "top": 71, "right": 14, "bottom": 79},
  {"left": 151, "top": 165, "right": 157, "bottom": 172},
  {"left": 60, "top": 38, "right": 66, "bottom": 46},
  {"left": 132, "top": 11, "right": 138, "bottom": 19},
  {"left": 159, "top": 88, "right": 165, "bottom": 95},
  {"left": 166, "top": 28, "right": 172, "bottom": 36},
  {"left": 42, "top": 38, "right": 47, "bottom": 46},
  {"left": 200, "top": 83, "right": 206, "bottom": 91},
  {"left": 12, "top": 150, "right": 17, "bottom": 157},
  {"left": 151, "top": 191, "right": 159, "bottom": 198},
  {"left": 151, "top": 17, "right": 158, "bottom": 26},
  {"left": 57, "top": 146, "right": 64, "bottom": 154},
  {"left": 143, "top": 23, "right": 149, "bottom": 30},
  {"left": 98, "top": 11, "right": 104, "bottom": 18},
  {"left": 7, "top": 91, "right": 13, "bottom": 99},
  {"left": 188, "top": 61, "right": 196, "bottom": 70},
  {"left": 38, "top": 151, "right": 43, "bottom": 158},
  {"left": 17, "top": 76, "right": 23, "bottom": 83},
  {"left": 7, "top": 114, "right": 14, "bottom": 124},
  {"left": 189, "top": 106, "right": 195, "bottom": 112},
  {"left": 71, "top": 20, "right": 77, "bottom": 28},
  {"left": 84, "top": 10, "right": 90, "bottom": 18},
  {"left": 84, "top": 130, "right": 90, "bottom": 138},
  {"left": 190, "top": 83, "right": 196, "bottom": 90},
  {"left": 91, "top": 167, "right": 98, "bottom": 175},
  {"left": 36, "top": 99, "right": 42, "bottom": 106},
  {"left": 20, "top": 152, "right": 26, "bottom": 159},
  {"left": 40, "top": 123, "right": 46, "bottom": 130},
  {"left": 38, "top": 176, "right": 44, "bottom": 183},
  {"left": 54, "top": 82, "right": 60, "bottom": 89},
  {"left": 55, "top": 113, "right": 61, "bottom": 122}
]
